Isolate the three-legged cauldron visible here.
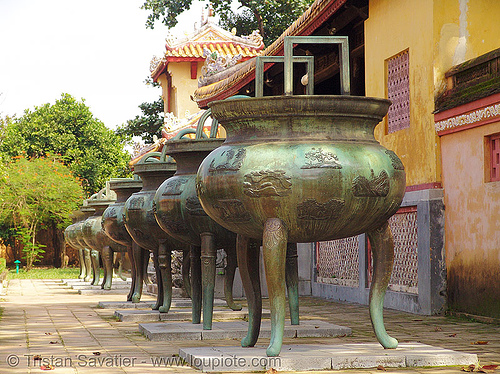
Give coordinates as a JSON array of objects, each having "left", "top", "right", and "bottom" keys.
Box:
[
  {"left": 102, "top": 177, "right": 148, "bottom": 302},
  {"left": 153, "top": 138, "right": 243, "bottom": 329},
  {"left": 196, "top": 95, "right": 406, "bottom": 356},
  {"left": 124, "top": 154, "right": 191, "bottom": 312},
  {"left": 81, "top": 192, "right": 130, "bottom": 290},
  {"left": 65, "top": 206, "right": 94, "bottom": 283}
]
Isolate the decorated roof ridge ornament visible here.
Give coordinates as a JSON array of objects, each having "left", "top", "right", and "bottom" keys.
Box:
[
  {"left": 198, "top": 48, "right": 243, "bottom": 86},
  {"left": 165, "top": 23, "right": 264, "bottom": 51}
]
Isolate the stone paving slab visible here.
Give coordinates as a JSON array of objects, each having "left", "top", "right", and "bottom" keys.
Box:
[
  {"left": 115, "top": 308, "right": 271, "bottom": 322},
  {"left": 179, "top": 343, "right": 478, "bottom": 372},
  {"left": 140, "top": 320, "right": 351, "bottom": 341},
  {"left": 98, "top": 298, "right": 226, "bottom": 309}
]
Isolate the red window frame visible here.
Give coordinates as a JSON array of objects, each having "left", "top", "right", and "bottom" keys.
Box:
[{"left": 490, "top": 133, "right": 500, "bottom": 182}]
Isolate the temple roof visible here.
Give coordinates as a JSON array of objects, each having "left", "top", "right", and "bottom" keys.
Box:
[
  {"left": 150, "top": 21, "right": 265, "bottom": 82},
  {"left": 193, "top": 0, "right": 347, "bottom": 106}
]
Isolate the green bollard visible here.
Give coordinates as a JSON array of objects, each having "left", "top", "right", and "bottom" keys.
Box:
[{"left": 14, "top": 260, "right": 21, "bottom": 273}]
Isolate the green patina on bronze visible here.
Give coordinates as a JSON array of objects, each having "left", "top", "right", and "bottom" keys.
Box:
[
  {"left": 64, "top": 206, "right": 95, "bottom": 283},
  {"left": 124, "top": 154, "right": 191, "bottom": 312},
  {"left": 153, "top": 138, "right": 243, "bottom": 330},
  {"left": 101, "top": 177, "right": 150, "bottom": 303},
  {"left": 197, "top": 94, "right": 406, "bottom": 356},
  {"left": 81, "top": 192, "right": 129, "bottom": 290}
]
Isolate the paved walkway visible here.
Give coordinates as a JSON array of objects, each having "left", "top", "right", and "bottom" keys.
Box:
[{"left": 0, "top": 279, "right": 498, "bottom": 373}]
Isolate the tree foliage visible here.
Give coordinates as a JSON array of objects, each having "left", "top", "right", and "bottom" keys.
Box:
[
  {"left": 141, "top": 0, "right": 315, "bottom": 46},
  {"left": 0, "top": 94, "right": 131, "bottom": 195},
  {"left": 0, "top": 155, "right": 84, "bottom": 269},
  {"left": 115, "top": 96, "right": 164, "bottom": 143}
]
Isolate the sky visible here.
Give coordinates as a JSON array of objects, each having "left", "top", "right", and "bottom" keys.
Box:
[{"left": 0, "top": 0, "right": 208, "bottom": 130}]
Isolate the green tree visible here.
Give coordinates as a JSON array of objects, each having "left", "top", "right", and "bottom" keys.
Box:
[
  {"left": 115, "top": 96, "right": 164, "bottom": 143},
  {"left": 0, "top": 155, "right": 84, "bottom": 269},
  {"left": 0, "top": 94, "right": 131, "bottom": 195},
  {"left": 141, "top": 0, "right": 314, "bottom": 46}
]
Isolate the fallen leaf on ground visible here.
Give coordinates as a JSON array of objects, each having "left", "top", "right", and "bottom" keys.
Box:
[
  {"left": 434, "top": 327, "right": 443, "bottom": 332},
  {"left": 41, "top": 364, "right": 54, "bottom": 370},
  {"left": 377, "top": 365, "right": 387, "bottom": 371},
  {"left": 49, "top": 341, "right": 58, "bottom": 344},
  {"left": 472, "top": 341, "right": 489, "bottom": 345},
  {"left": 479, "top": 365, "right": 499, "bottom": 373},
  {"left": 413, "top": 319, "right": 423, "bottom": 321},
  {"left": 462, "top": 364, "right": 475, "bottom": 372},
  {"left": 44, "top": 332, "right": 52, "bottom": 335},
  {"left": 33, "top": 355, "right": 42, "bottom": 360},
  {"left": 449, "top": 333, "right": 457, "bottom": 337},
  {"left": 482, "top": 365, "right": 499, "bottom": 370},
  {"left": 265, "top": 368, "right": 278, "bottom": 374}
]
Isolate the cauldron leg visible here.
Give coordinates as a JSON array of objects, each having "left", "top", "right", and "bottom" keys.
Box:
[
  {"left": 131, "top": 243, "right": 147, "bottom": 303},
  {"left": 84, "top": 249, "right": 92, "bottom": 282},
  {"left": 286, "top": 243, "right": 299, "bottom": 325},
  {"left": 117, "top": 252, "right": 127, "bottom": 281},
  {"left": 91, "top": 249, "right": 100, "bottom": 286},
  {"left": 190, "top": 245, "right": 202, "bottom": 324},
  {"left": 224, "top": 247, "right": 242, "bottom": 311},
  {"left": 101, "top": 246, "right": 113, "bottom": 290},
  {"left": 151, "top": 250, "right": 163, "bottom": 310},
  {"left": 263, "top": 218, "right": 287, "bottom": 357},
  {"left": 182, "top": 248, "right": 191, "bottom": 299},
  {"left": 127, "top": 247, "right": 135, "bottom": 301},
  {"left": 201, "top": 232, "right": 216, "bottom": 330},
  {"left": 236, "top": 234, "right": 261, "bottom": 347},
  {"left": 158, "top": 241, "right": 172, "bottom": 313},
  {"left": 78, "top": 249, "right": 85, "bottom": 279},
  {"left": 367, "top": 221, "right": 398, "bottom": 349}
]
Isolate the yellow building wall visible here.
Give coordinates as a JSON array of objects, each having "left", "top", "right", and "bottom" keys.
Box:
[
  {"left": 433, "top": 0, "right": 500, "bottom": 99},
  {"left": 365, "top": 0, "right": 439, "bottom": 187},
  {"left": 160, "top": 62, "right": 203, "bottom": 118},
  {"left": 441, "top": 120, "right": 500, "bottom": 317}
]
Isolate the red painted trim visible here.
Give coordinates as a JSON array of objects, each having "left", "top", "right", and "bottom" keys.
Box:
[
  {"left": 435, "top": 92, "right": 500, "bottom": 121},
  {"left": 437, "top": 117, "right": 500, "bottom": 136},
  {"left": 435, "top": 93, "right": 500, "bottom": 136},
  {"left": 167, "top": 73, "right": 172, "bottom": 113},
  {"left": 396, "top": 206, "right": 418, "bottom": 214},
  {"left": 405, "top": 182, "right": 442, "bottom": 192},
  {"left": 191, "top": 62, "right": 198, "bottom": 80}
]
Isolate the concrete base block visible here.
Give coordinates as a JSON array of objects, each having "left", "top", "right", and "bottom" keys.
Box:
[
  {"left": 140, "top": 320, "right": 350, "bottom": 342},
  {"left": 72, "top": 283, "right": 132, "bottom": 290},
  {"left": 98, "top": 300, "right": 156, "bottom": 309},
  {"left": 79, "top": 288, "right": 131, "bottom": 295},
  {"left": 98, "top": 298, "right": 227, "bottom": 309},
  {"left": 115, "top": 308, "right": 270, "bottom": 323},
  {"left": 179, "top": 343, "right": 478, "bottom": 372}
]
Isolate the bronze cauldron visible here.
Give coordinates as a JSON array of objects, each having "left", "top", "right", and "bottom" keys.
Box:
[
  {"left": 82, "top": 191, "right": 129, "bottom": 290},
  {"left": 102, "top": 177, "right": 147, "bottom": 302},
  {"left": 197, "top": 95, "right": 406, "bottom": 356},
  {"left": 123, "top": 153, "right": 190, "bottom": 312},
  {"left": 65, "top": 207, "right": 94, "bottom": 282},
  {"left": 153, "top": 138, "right": 243, "bottom": 330}
]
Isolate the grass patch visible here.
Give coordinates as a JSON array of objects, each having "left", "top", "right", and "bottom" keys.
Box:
[{"left": 6, "top": 266, "right": 81, "bottom": 280}]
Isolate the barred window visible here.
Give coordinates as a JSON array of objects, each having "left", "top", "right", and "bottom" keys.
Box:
[{"left": 387, "top": 50, "right": 410, "bottom": 133}]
